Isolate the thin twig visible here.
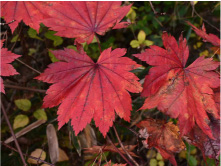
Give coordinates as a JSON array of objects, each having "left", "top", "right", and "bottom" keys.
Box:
[
  {"left": 211, "top": 48, "right": 220, "bottom": 58},
  {"left": 0, "top": 20, "right": 15, "bottom": 26},
  {"left": 106, "top": 135, "right": 133, "bottom": 166},
  {"left": 10, "top": 24, "right": 23, "bottom": 52},
  {"left": 149, "top": 2, "right": 164, "bottom": 27},
  {"left": 15, "top": 59, "right": 41, "bottom": 74},
  {"left": 194, "top": 10, "right": 220, "bottom": 32},
  {"left": 113, "top": 125, "right": 139, "bottom": 166},
  {"left": 1, "top": 90, "right": 17, "bottom": 122},
  {"left": 95, "top": 34, "right": 102, "bottom": 54},
  {"left": 4, "top": 84, "right": 46, "bottom": 93},
  {"left": 1, "top": 102, "right": 27, "bottom": 166},
  {"left": 149, "top": 1, "right": 166, "bottom": 16},
  {"left": 149, "top": 1, "right": 158, "bottom": 14},
  {"left": 1, "top": 141, "right": 55, "bottom": 166}
]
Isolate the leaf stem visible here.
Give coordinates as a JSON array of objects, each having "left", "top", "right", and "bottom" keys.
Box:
[
  {"left": 95, "top": 34, "right": 102, "bottom": 54},
  {"left": 106, "top": 135, "right": 133, "bottom": 166},
  {"left": 1, "top": 102, "right": 27, "bottom": 166},
  {"left": 113, "top": 125, "right": 139, "bottom": 166},
  {"left": 4, "top": 84, "right": 46, "bottom": 93}
]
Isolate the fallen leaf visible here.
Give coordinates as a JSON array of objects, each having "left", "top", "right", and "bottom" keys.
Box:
[
  {"left": 27, "top": 148, "right": 46, "bottom": 164},
  {"left": 134, "top": 32, "right": 220, "bottom": 138},
  {"left": 36, "top": 47, "right": 142, "bottom": 137},
  {"left": 58, "top": 148, "right": 69, "bottom": 162},
  {"left": 137, "top": 118, "right": 185, "bottom": 166},
  {"left": 46, "top": 124, "right": 59, "bottom": 164}
]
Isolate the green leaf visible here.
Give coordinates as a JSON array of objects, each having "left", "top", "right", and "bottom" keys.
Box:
[
  {"left": 130, "top": 40, "right": 140, "bottom": 48},
  {"left": 188, "top": 155, "right": 197, "bottom": 166},
  {"left": 14, "top": 99, "right": 31, "bottom": 111},
  {"left": 68, "top": 122, "right": 81, "bottom": 157},
  {"left": 67, "top": 45, "right": 77, "bottom": 51},
  {"left": 13, "top": 114, "right": 29, "bottom": 129},
  {"left": 44, "top": 31, "right": 63, "bottom": 47},
  {"left": 11, "top": 35, "right": 20, "bottom": 42},
  {"left": 138, "top": 30, "right": 146, "bottom": 43},
  {"left": 144, "top": 40, "right": 154, "bottom": 46},
  {"left": 48, "top": 51, "right": 59, "bottom": 62},
  {"left": 28, "top": 48, "right": 36, "bottom": 56},
  {"left": 28, "top": 28, "right": 42, "bottom": 40},
  {"left": 33, "top": 109, "right": 47, "bottom": 121}
]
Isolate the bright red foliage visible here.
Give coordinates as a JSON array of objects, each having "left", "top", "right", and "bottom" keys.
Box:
[
  {"left": 187, "top": 21, "right": 220, "bottom": 47},
  {"left": 1, "top": 2, "right": 49, "bottom": 32},
  {"left": 42, "top": 2, "right": 131, "bottom": 44},
  {"left": 134, "top": 32, "right": 220, "bottom": 139},
  {"left": 137, "top": 118, "right": 185, "bottom": 166},
  {"left": 36, "top": 47, "right": 142, "bottom": 136},
  {"left": 1, "top": 40, "right": 21, "bottom": 93}
]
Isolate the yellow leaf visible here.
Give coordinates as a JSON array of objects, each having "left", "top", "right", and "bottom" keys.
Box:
[
  {"left": 190, "top": 148, "right": 197, "bottom": 155},
  {"left": 199, "top": 50, "right": 209, "bottom": 57},
  {"left": 138, "top": 30, "right": 146, "bottom": 44},
  {"left": 13, "top": 114, "right": 29, "bottom": 129},
  {"left": 196, "top": 42, "right": 202, "bottom": 48},
  {"left": 144, "top": 40, "right": 154, "bottom": 47},
  {"left": 33, "top": 109, "right": 47, "bottom": 121},
  {"left": 158, "top": 160, "right": 165, "bottom": 166},
  {"left": 28, "top": 149, "right": 46, "bottom": 164},
  {"left": 150, "top": 159, "right": 157, "bottom": 166},
  {"left": 179, "top": 150, "right": 187, "bottom": 159},
  {"left": 156, "top": 153, "right": 163, "bottom": 161},
  {"left": 14, "top": 99, "right": 31, "bottom": 111},
  {"left": 130, "top": 40, "right": 140, "bottom": 48},
  {"left": 146, "top": 149, "right": 156, "bottom": 158}
]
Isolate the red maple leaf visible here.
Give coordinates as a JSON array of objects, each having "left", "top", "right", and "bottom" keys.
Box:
[
  {"left": 36, "top": 47, "right": 142, "bottom": 136},
  {"left": 187, "top": 21, "right": 220, "bottom": 47},
  {"left": 134, "top": 32, "right": 220, "bottom": 138},
  {"left": 137, "top": 118, "right": 185, "bottom": 166},
  {"left": 1, "top": 2, "right": 50, "bottom": 32},
  {"left": 1, "top": 40, "right": 21, "bottom": 93},
  {"left": 187, "top": 21, "right": 220, "bottom": 55},
  {"left": 42, "top": 2, "right": 131, "bottom": 44}
]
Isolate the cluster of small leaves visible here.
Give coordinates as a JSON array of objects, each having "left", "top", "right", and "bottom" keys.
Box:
[{"left": 1, "top": 1, "right": 220, "bottom": 166}]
